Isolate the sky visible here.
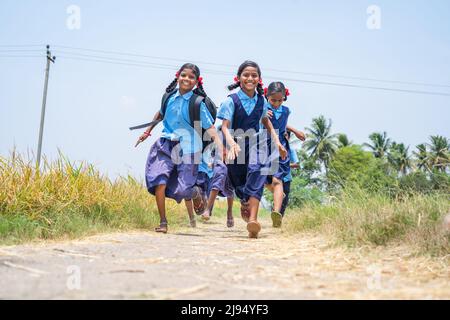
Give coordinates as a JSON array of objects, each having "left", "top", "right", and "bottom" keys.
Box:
[{"left": 1, "top": 0, "right": 449, "bottom": 179}]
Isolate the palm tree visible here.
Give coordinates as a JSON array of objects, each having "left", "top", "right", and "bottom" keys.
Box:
[
  {"left": 303, "top": 115, "right": 338, "bottom": 172},
  {"left": 364, "top": 132, "right": 391, "bottom": 159},
  {"left": 428, "top": 135, "right": 450, "bottom": 172},
  {"left": 337, "top": 133, "right": 352, "bottom": 148},
  {"left": 389, "top": 142, "right": 412, "bottom": 176},
  {"left": 413, "top": 143, "right": 430, "bottom": 172}
]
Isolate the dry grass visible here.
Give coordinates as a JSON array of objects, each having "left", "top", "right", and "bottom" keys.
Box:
[
  {"left": 283, "top": 188, "right": 450, "bottom": 257},
  {"left": 0, "top": 151, "right": 195, "bottom": 244}
]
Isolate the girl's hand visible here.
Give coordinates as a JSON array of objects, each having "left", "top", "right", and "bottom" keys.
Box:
[
  {"left": 227, "top": 143, "right": 241, "bottom": 161},
  {"left": 267, "top": 109, "right": 274, "bottom": 119},
  {"left": 296, "top": 131, "right": 306, "bottom": 141},
  {"left": 135, "top": 131, "right": 150, "bottom": 147},
  {"left": 278, "top": 143, "right": 287, "bottom": 160}
]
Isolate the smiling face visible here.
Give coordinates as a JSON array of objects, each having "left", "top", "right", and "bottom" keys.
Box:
[
  {"left": 238, "top": 66, "right": 260, "bottom": 94},
  {"left": 267, "top": 92, "right": 284, "bottom": 108},
  {"left": 177, "top": 68, "right": 198, "bottom": 93}
]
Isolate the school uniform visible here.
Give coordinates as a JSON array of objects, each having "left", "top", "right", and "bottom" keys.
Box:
[
  {"left": 266, "top": 104, "right": 291, "bottom": 183},
  {"left": 217, "top": 89, "right": 269, "bottom": 202},
  {"left": 195, "top": 154, "right": 213, "bottom": 198},
  {"left": 280, "top": 147, "right": 299, "bottom": 216},
  {"left": 204, "top": 129, "right": 234, "bottom": 198},
  {"left": 145, "top": 89, "right": 214, "bottom": 203}
]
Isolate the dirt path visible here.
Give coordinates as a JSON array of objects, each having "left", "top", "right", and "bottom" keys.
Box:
[{"left": 0, "top": 216, "right": 449, "bottom": 299}]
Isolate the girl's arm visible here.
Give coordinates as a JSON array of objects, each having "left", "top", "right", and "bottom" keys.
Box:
[
  {"left": 146, "top": 111, "right": 163, "bottom": 134},
  {"left": 135, "top": 111, "right": 163, "bottom": 146},
  {"left": 205, "top": 126, "right": 224, "bottom": 162},
  {"left": 221, "top": 119, "right": 241, "bottom": 161},
  {"left": 287, "top": 125, "right": 305, "bottom": 141},
  {"left": 262, "top": 117, "right": 287, "bottom": 160}
]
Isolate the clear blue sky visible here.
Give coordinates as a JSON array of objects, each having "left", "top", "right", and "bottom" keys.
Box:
[{"left": 1, "top": 0, "right": 449, "bottom": 179}]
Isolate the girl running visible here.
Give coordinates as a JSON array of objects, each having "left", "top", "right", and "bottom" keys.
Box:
[
  {"left": 136, "top": 63, "right": 223, "bottom": 233},
  {"left": 218, "top": 60, "right": 287, "bottom": 238},
  {"left": 264, "top": 82, "right": 305, "bottom": 227}
]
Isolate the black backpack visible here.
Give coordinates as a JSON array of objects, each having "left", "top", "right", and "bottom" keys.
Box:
[{"left": 130, "top": 89, "right": 217, "bottom": 150}]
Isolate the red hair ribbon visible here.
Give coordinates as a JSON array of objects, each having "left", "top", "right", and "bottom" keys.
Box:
[
  {"left": 175, "top": 71, "right": 180, "bottom": 78},
  {"left": 259, "top": 79, "right": 263, "bottom": 86},
  {"left": 233, "top": 76, "right": 239, "bottom": 83},
  {"left": 285, "top": 88, "right": 290, "bottom": 96},
  {"left": 197, "top": 76, "right": 203, "bottom": 86},
  {"left": 263, "top": 87, "right": 268, "bottom": 96}
]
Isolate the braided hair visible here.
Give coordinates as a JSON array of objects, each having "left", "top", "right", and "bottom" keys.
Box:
[
  {"left": 266, "top": 81, "right": 288, "bottom": 101},
  {"left": 228, "top": 60, "right": 264, "bottom": 96},
  {"left": 165, "top": 63, "right": 208, "bottom": 97},
  {"left": 193, "top": 81, "right": 207, "bottom": 97}
]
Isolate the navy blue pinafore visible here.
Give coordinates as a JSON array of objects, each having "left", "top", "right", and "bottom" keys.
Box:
[
  {"left": 266, "top": 106, "right": 291, "bottom": 183},
  {"left": 226, "top": 93, "right": 268, "bottom": 202}
]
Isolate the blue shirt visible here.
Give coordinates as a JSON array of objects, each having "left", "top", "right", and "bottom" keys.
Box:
[
  {"left": 217, "top": 89, "right": 268, "bottom": 122},
  {"left": 199, "top": 148, "right": 214, "bottom": 178},
  {"left": 160, "top": 90, "right": 214, "bottom": 154},
  {"left": 283, "top": 148, "right": 300, "bottom": 182},
  {"left": 268, "top": 104, "right": 291, "bottom": 120}
]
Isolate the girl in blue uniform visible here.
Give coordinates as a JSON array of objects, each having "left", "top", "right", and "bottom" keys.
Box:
[
  {"left": 201, "top": 127, "right": 235, "bottom": 228},
  {"left": 184, "top": 154, "right": 213, "bottom": 228},
  {"left": 264, "top": 82, "right": 305, "bottom": 227},
  {"left": 280, "top": 137, "right": 301, "bottom": 216},
  {"left": 218, "top": 61, "right": 287, "bottom": 238},
  {"left": 137, "top": 63, "right": 223, "bottom": 233}
]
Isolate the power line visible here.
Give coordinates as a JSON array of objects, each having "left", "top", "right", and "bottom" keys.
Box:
[
  {"left": 0, "top": 55, "right": 43, "bottom": 58},
  {"left": 0, "top": 49, "right": 43, "bottom": 53},
  {"left": 52, "top": 44, "right": 450, "bottom": 89},
  {"left": 54, "top": 50, "right": 178, "bottom": 68},
  {"left": 55, "top": 54, "right": 450, "bottom": 97},
  {"left": 57, "top": 55, "right": 178, "bottom": 71},
  {"left": 0, "top": 44, "right": 45, "bottom": 48}
]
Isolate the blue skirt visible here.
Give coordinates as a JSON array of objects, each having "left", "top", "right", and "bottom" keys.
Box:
[
  {"left": 266, "top": 135, "right": 291, "bottom": 183},
  {"left": 195, "top": 171, "right": 211, "bottom": 198},
  {"left": 145, "top": 138, "right": 199, "bottom": 203},
  {"left": 227, "top": 139, "right": 269, "bottom": 202},
  {"left": 209, "top": 160, "right": 234, "bottom": 198}
]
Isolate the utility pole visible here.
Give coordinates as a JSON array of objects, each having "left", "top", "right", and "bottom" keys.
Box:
[{"left": 37, "top": 45, "right": 56, "bottom": 167}]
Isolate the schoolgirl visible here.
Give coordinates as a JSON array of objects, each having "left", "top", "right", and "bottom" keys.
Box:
[
  {"left": 136, "top": 63, "right": 223, "bottom": 233},
  {"left": 218, "top": 60, "right": 287, "bottom": 238},
  {"left": 264, "top": 82, "right": 305, "bottom": 227}
]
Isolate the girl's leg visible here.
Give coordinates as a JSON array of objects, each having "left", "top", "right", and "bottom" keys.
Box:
[
  {"left": 271, "top": 177, "right": 284, "bottom": 228},
  {"left": 280, "top": 181, "right": 291, "bottom": 216},
  {"left": 184, "top": 199, "right": 196, "bottom": 227},
  {"left": 226, "top": 196, "right": 234, "bottom": 228},
  {"left": 265, "top": 183, "right": 274, "bottom": 193},
  {"left": 155, "top": 184, "right": 168, "bottom": 233},
  {"left": 272, "top": 177, "right": 284, "bottom": 213},
  {"left": 202, "top": 189, "right": 219, "bottom": 220},
  {"left": 247, "top": 196, "right": 261, "bottom": 238}
]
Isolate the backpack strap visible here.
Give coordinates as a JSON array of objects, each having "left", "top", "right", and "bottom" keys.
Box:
[
  {"left": 189, "top": 94, "right": 205, "bottom": 127},
  {"left": 188, "top": 94, "right": 218, "bottom": 152},
  {"left": 160, "top": 89, "right": 177, "bottom": 117}
]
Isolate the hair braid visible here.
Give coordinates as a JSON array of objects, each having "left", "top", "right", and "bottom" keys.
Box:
[
  {"left": 165, "top": 77, "right": 178, "bottom": 93},
  {"left": 256, "top": 82, "right": 264, "bottom": 96},
  {"left": 193, "top": 82, "right": 207, "bottom": 97},
  {"left": 227, "top": 81, "right": 241, "bottom": 91}
]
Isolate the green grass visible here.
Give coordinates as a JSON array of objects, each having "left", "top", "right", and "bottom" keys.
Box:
[{"left": 283, "top": 187, "right": 450, "bottom": 256}]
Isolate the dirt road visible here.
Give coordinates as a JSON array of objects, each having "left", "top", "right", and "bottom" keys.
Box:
[{"left": 1, "top": 216, "right": 448, "bottom": 299}]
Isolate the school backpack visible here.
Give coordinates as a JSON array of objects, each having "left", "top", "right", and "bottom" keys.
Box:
[{"left": 130, "top": 89, "right": 217, "bottom": 151}]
